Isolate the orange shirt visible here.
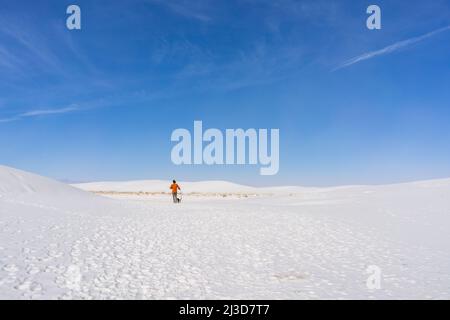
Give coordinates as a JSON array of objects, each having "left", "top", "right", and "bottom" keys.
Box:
[{"left": 170, "top": 183, "right": 180, "bottom": 193}]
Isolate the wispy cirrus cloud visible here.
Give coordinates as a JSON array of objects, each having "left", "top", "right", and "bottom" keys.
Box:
[
  {"left": 333, "top": 25, "right": 450, "bottom": 71},
  {"left": 0, "top": 45, "right": 24, "bottom": 71},
  {"left": 0, "top": 106, "right": 79, "bottom": 123},
  {"left": 0, "top": 13, "right": 101, "bottom": 80},
  {"left": 146, "top": 0, "right": 211, "bottom": 22},
  {"left": 20, "top": 106, "right": 79, "bottom": 117},
  {"left": 0, "top": 18, "right": 63, "bottom": 75}
]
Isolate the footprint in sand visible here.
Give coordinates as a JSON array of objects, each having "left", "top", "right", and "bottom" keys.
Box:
[
  {"left": 26, "top": 264, "right": 40, "bottom": 275},
  {"left": 3, "top": 264, "right": 19, "bottom": 274},
  {"left": 16, "top": 279, "right": 43, "bottom": 295}
]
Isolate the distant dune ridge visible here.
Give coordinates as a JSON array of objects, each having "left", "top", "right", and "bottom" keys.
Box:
[
  {"left": 72, "top": 176, "right": 450, "bottom": 197},
  {"left": 74, "top": 179, "right": 351, "bottom": 195},
  {"left": 2, "top": 164, "right": 450, "bottom": 197}
]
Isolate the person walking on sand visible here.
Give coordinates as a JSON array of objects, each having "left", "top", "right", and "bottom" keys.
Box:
[{"left": 170, "top": 180, "right": 181, "bottom": 203}]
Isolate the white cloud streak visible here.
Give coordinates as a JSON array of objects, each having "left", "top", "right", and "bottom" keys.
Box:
[
  {"left": 146, "top": 0, "right": 211, "bottom": 22},
  {"left": 0, "top": 106, "right": 79, "bottom": 123},
  {"left": 333, "top": 25, "right": 450, "bottom": 71},
  {"left": 20, "top": 106, "right": 79, "bottom": 117}
]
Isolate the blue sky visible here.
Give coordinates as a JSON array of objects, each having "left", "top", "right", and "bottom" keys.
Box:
[{"left": 1, "top": 0, "right": 450, "bottom": 186}]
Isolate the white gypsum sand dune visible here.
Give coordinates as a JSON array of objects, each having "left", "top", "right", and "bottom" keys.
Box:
[
  {"left": 75, "top": 180, "right": 263, "bottom": 194},
  {"left": 1, "top": 165, "right": 450, "bottom": 299},
  {"left": 74, "top": 180, "right": 317, "bottom": 198}
]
